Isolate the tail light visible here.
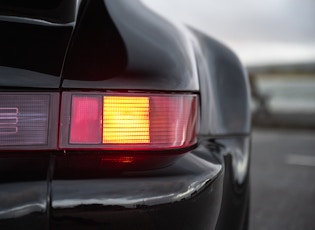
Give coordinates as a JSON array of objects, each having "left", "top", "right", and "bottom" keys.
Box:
[
  {"left": 0, "top": 93, "right": 59, "bottom": 150},
  {"left": 0, "top": 91, "right": 198, "bottom": 168},
  {"left": 59, "top": 92, "right": 198, "bottom": 151}
]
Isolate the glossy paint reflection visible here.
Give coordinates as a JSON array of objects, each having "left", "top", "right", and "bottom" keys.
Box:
[
  {"left": 0, "top": 20, "right": 73, "bottom": 88},
  {"left": 0, "top": 182, "right": 46, "bottom": 219},
  {"left": 62, "top": 0, "right": 199, "bottom": 91},
  {"left": 213, "top": 136, "right": 251, "bottom": 230},
  {"left": 218, "top": 137, "right": 251, "bottom": 185},
  {"left": 0, "top": 0, "right": 78, "bottom": 24},
  {"left": 191, "top": 29, "right": 251, "bottom": 135},
  {"left": 0, "top": 154, "right": 50, "bottom": 229},
  {"left": 0, "top": 66, "right": 60, "bottom": 88},
  {"left": 52, "top": 152, "right": 221, "bottom": 209},
  {"left": 51, "top": 148, "right": 223, "bottom": 229}
]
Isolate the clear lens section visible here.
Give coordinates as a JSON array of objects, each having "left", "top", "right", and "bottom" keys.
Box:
[
  {"left": 0, "top": 93, "right": 58, "bottom": 149},
  {"left": 60, "top": 92, "right": 197, "bottom": 150}
]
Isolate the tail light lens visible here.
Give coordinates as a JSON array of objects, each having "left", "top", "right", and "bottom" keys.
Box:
[
  {"left": 0, "top": 93, "right": 59, "bottom": 150},
  {"left": 59, "top": 92, "right": 198, "bottom": 151},
  {"left": 0, "top": 90, "right": 198, "bottom": 165}
]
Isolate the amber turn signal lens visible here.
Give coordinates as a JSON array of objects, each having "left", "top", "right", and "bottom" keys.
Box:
[{"left": 103, "top": 96, "right": 150, "bottom": 144}]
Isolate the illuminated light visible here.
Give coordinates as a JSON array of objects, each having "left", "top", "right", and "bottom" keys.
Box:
[
  {"left": 101, "top": 156, "right": 135, "bottom": 164},
  {"left": 70, "top": 96, "right": 102, "bottom": 144},
  {"left": 60, "top": 92, "right": 197, "bottom": 151},
  {"left": 103, "top": 96, "right": 150, "bottom": 144}
]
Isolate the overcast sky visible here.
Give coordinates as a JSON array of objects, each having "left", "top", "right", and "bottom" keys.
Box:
[{"left": 142, "top": 0, "right": 315, "bottom": 66}]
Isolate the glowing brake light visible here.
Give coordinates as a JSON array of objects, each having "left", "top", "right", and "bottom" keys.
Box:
[{"left": 60, "top": 92, "right": 197, "bottom": 151}]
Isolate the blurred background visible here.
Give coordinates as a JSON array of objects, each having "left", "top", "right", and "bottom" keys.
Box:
[
  {"left": 142, "top": 1, "right": 315, "bottom": 229},
  {"left": 142, "top": 0, "right": 315, "bottom": 128}
]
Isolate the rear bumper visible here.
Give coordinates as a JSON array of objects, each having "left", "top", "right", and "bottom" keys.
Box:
[
  {"left": 0, "top": 142, "right": 239, "bottom": 230},
  {"left": 51, "top": 152, "right": 223, "bottom": 229}
]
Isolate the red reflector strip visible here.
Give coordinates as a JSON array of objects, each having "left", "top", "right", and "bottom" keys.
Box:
[{"left": 103, "top": 96, "right": 150, "bottom": 144}]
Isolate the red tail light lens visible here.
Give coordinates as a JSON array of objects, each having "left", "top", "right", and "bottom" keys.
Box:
[
  {"left": 60, "top": 92, "right": 197, "bottom": 151},
  {"left": 70, "top": 96, "right": 102, "bottom": 144}
]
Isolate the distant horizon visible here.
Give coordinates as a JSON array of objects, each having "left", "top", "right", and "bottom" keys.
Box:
[{"left": 142, "top": 0, "right": 315, "bottom": 66}]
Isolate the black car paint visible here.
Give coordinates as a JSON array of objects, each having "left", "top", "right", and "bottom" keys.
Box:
[
  {"left": 0, "top": 0, "right": 76, "bottom": 89},
  {"left": 0, "top": 0, "right": 77, "bottom": 24},
  {"left": 62, "top": 0, "right": 199, "bottom": 91},
  {"left": 0, "top": 0, "right": 251, "bottom": 229}
]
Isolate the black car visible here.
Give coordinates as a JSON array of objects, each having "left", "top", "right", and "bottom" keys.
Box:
[{"left": 0, "top": 0, "right": 251, "bottom": 229}]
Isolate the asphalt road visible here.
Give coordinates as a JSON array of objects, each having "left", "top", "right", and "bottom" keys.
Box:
[{"left": 250, "top": 128, "right": 315, "bottom": 230}]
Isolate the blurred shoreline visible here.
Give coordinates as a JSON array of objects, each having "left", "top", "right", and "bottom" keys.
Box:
[
  {"left": 252, "top": 112, "right": 315, "bottom": 130},
  {"left": 249, "top": 69, "right": 315, "bottom": 130}
]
